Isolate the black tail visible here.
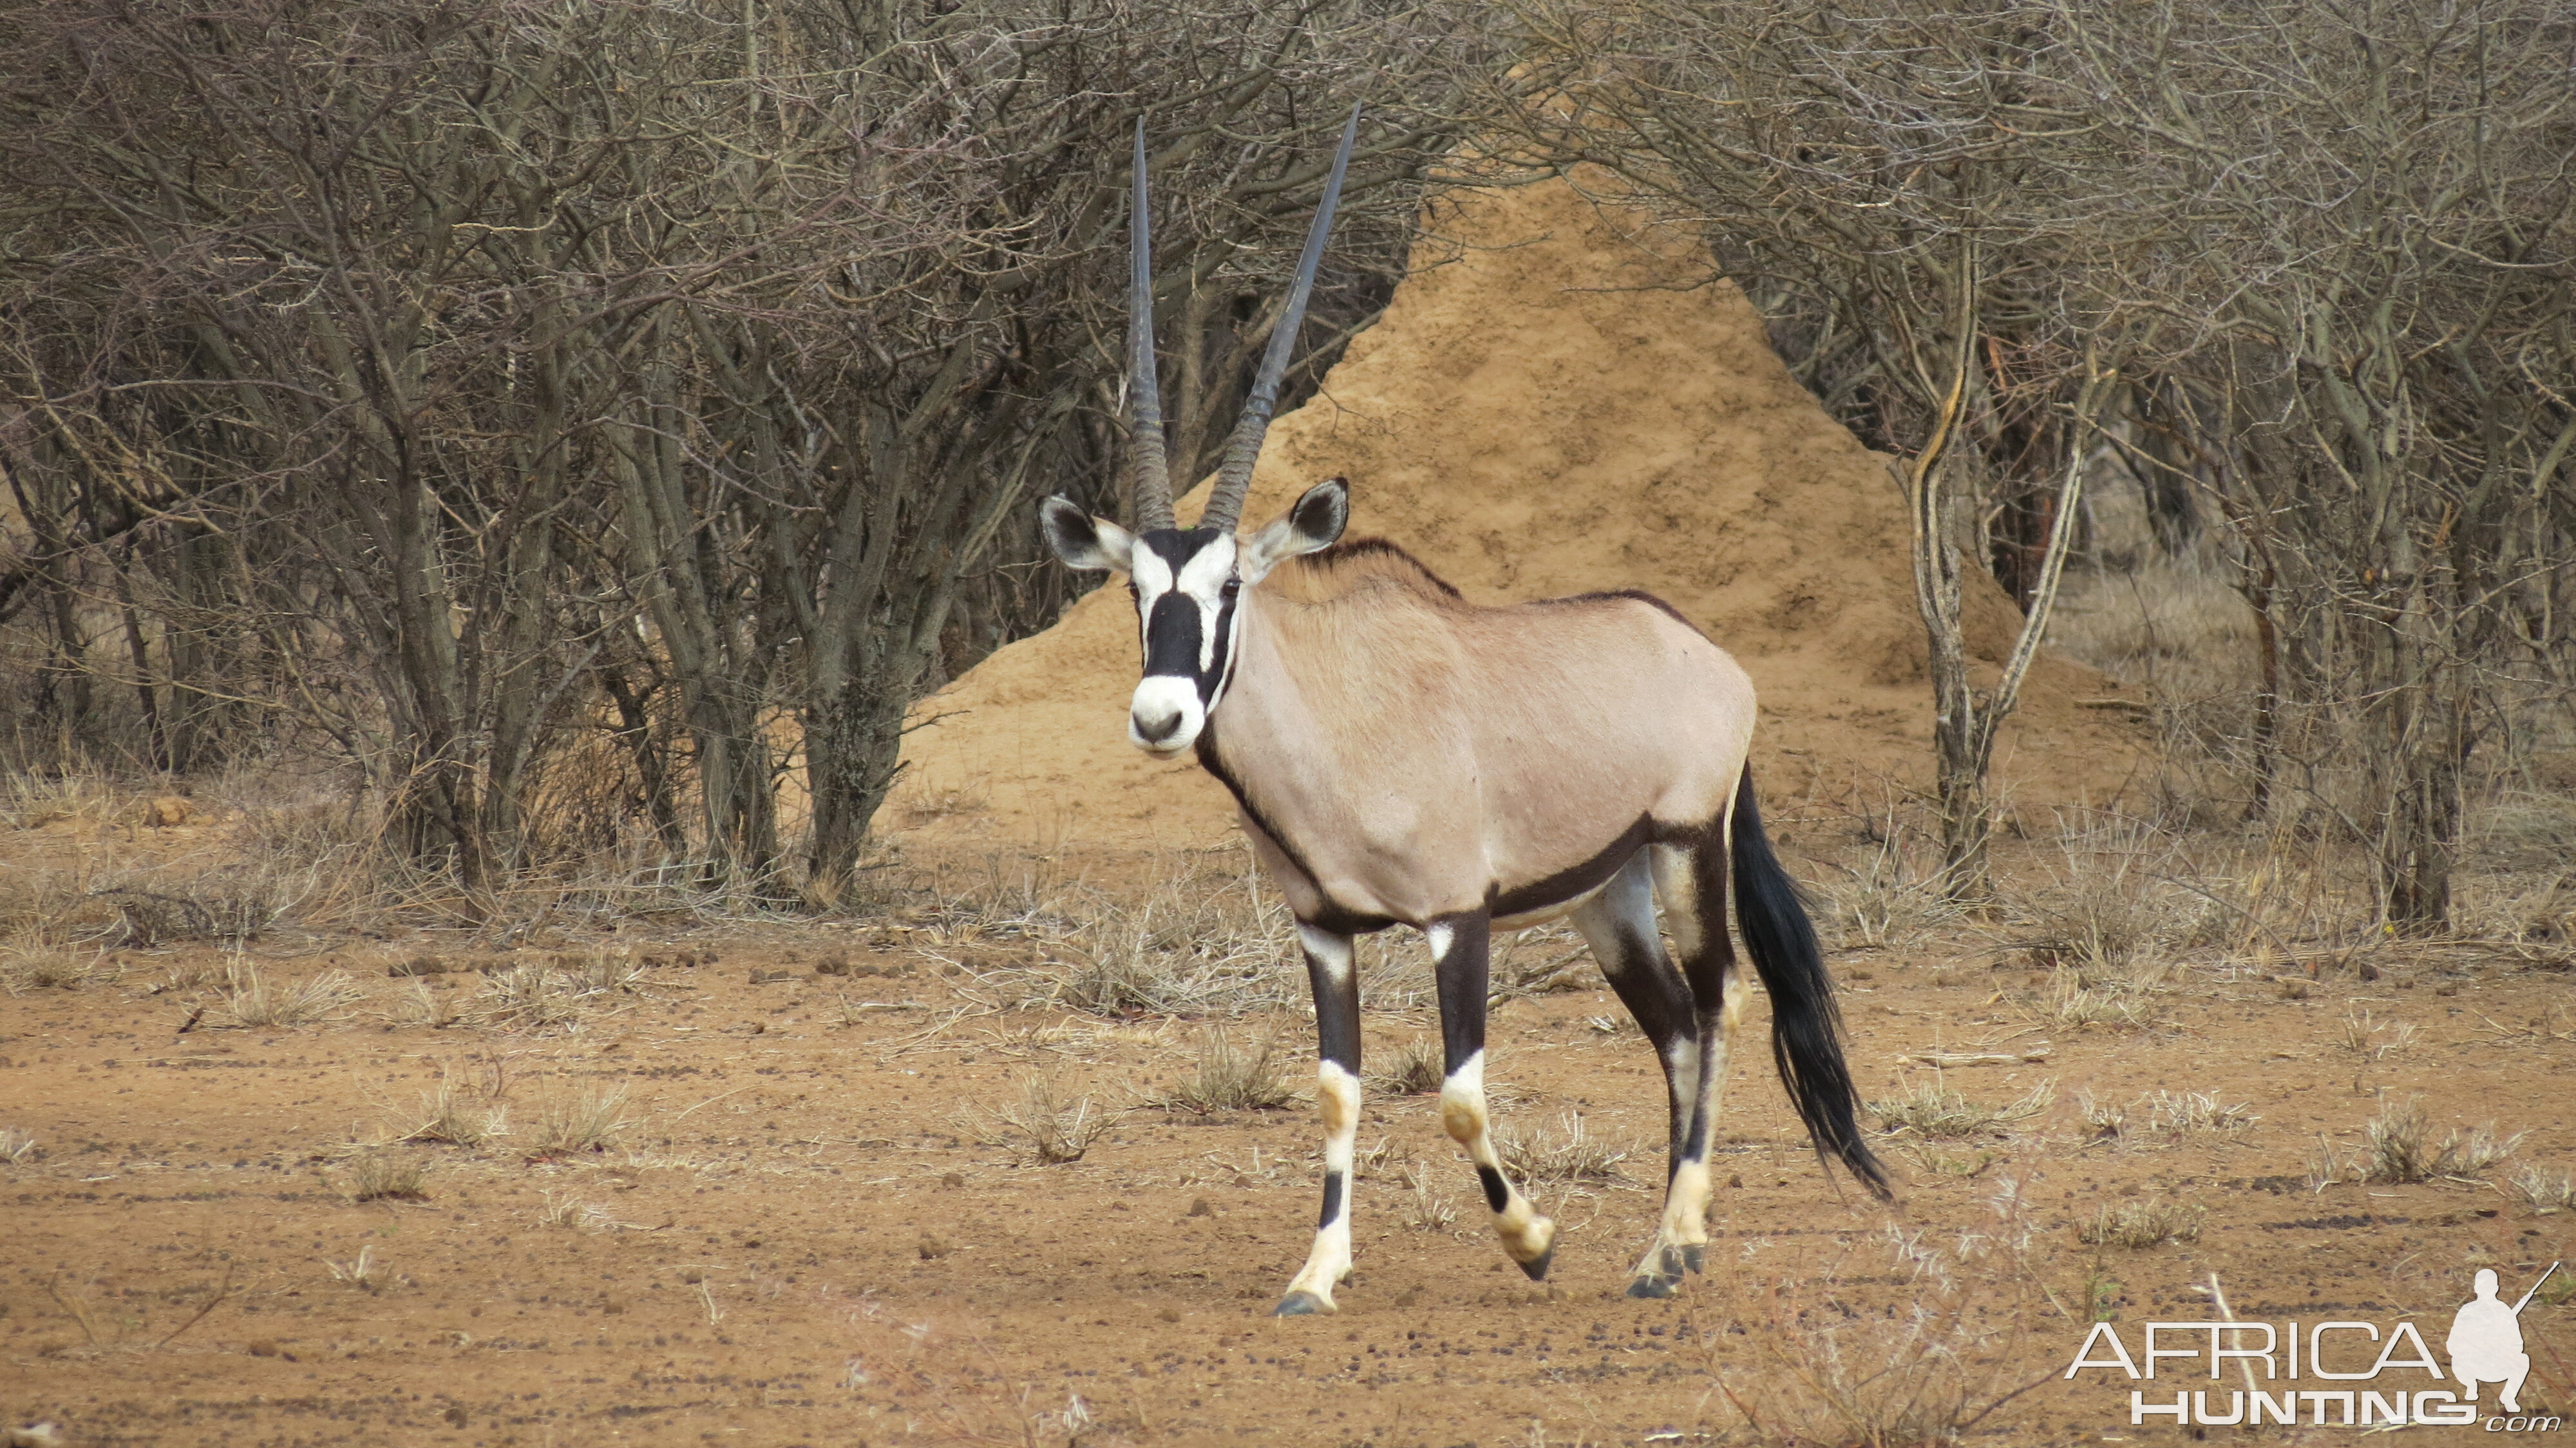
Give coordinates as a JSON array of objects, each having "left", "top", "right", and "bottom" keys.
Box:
[{"left": 1730, "top": 766, "right": 1891, "bottom": 1200}]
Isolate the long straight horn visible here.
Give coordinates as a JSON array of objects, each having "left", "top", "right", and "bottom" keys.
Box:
[
  {"left": 1127, "top": 119, "right": 1176, "bottom": 533},
  {"left": 1200, "top": 102, "right": 1359, "bottom": 534}
]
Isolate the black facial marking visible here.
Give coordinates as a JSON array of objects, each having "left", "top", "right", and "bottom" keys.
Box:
[
  {"left": 1142, "top": 593, "right": 1202, "bottom": 678},
  {"left": 1475, "top": 1165, "right": 1510, "bottom": 1214},
  {"left": 1318, "top": 1170, "right": 1345, "bottom": 1228}
]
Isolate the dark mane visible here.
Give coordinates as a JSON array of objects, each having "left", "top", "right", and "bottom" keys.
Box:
[{"left": 1267, "top": 536, "right": 1465, "bottom": 602}]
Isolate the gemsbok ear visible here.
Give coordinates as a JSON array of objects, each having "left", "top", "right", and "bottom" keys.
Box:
[
  {"left": 1041, "top": 495, "right": 1137, "bottom": 573},
  {"left": 1240, "top": 478, "right": 1350, "bottom": 582}
]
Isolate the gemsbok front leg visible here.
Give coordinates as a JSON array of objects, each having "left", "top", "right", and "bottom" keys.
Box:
[
  {"left": 1276, "top": 922, "right": 1363, "bottom": 1315},
  {"left": 1431, "top": 911, "right": 1557, "bottom": 1279}
]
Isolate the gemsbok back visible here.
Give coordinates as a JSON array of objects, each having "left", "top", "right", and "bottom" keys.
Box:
[{"left": 1042, "top": 108, "right": 1889, "bottom": 1313}]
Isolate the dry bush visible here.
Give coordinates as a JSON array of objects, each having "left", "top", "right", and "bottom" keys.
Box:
[
  {"left": 1494, "top": 1110, "right": 1633, "bottom": 1187},
  {"left": 1813, "top": 800, "right": 1964, "bottom": 951},
  {"left": 216, "top": 964, "right": 363, "bottom": 1027},
  {"left": 1159, "top": 1029, "right": 1294, "bottom": 1115},
  {"left": 397, "top": 1065, "right": 510, "bottom": 1148},
  {"left": 2141, "top": 1091, "right": 2255, "bottom": 1138},
  {"left": 971, "top": 1072, "right": 1115, "bottom": 1166},
  {"left": 1372, "top": 1037, "right": 1444, "bottom": 1096},
  {"left": 2507, "top": 1164, "right": 2574, "bottom": 1211},
  {"left": 2353, "top": 1097, "right": 2523, "bottom": 1185},
  {"left": 522, "top": 1081, "right": 629, "bottom": 1157},
  {"left": 345, "top": 1150, "right": 429, "bottom": 1203},
  {"left": 473, "top": 955, "right": 643, "bottom": 1033},
  {"left": 1393, "top": 1159, "right": 1461, "bottom": 1234},
  {"left": 1869, "top": 1079, "right": 2056, "bottom": 1140},
  {"left": 2078, "top": 1198, "right": 2205, "bottom": 1249}
]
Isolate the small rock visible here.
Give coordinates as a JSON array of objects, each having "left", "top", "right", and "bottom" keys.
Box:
[
  {"left": 389, "top": 955, "right": 446, "bottom": 978},
  {"left": 814, "top": 954, "right": 853, "bottom": 977},
  {"left": 918, "top": 1235, "right": 953, "bottom": 1260},
  {"left": 247, "top": 1339, "right": 279, "bottom": 1357},
  {"left": 941, "top": 1172, "right": 965, "bottom": 1188},
  {"left": 1188, "top": 1197, "right": 1213, "bottom": 1218},
  {"left": 444, "top": 1405, "right": 469, "bottom": 1428}
]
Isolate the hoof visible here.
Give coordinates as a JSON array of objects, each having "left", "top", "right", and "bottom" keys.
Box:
[
  {"left": 1516, "top": 1243, "right": 1555, "bottom": 1282},
  {"left": 1680, "top": 1244, "right": 1706, "bottom": 1275},
  {"left": 1273, "top": 1290, "right": 1334, "bottom": 1317},
  {"left": 1625, "top": 1273, "right": 1681, "bottom": 1299}
]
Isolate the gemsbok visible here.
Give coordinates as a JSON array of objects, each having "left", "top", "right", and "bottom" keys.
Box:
[{"left": 1041, "top": 108, "right": 1889, "bottom": 1313}]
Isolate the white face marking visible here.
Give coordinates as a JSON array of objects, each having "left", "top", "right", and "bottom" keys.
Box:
[
  {"left": 1298, "top": 924, "right": 1354, "bottom": 981},
  {"left": 1123, "top": 533, "right": 1244, "bottom": 754}
]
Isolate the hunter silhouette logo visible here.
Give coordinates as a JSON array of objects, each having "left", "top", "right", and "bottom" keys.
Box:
[
  {"left": 2063, "top": 1262, "right": 2563, "bottom": 1429},
  {"left": 2452, "top": 1264, "right": 2553, "bottom": 1416}
]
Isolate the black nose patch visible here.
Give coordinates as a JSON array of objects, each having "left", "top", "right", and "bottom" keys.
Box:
[{"left": 1142, "top": 593, "right": 1203, "bottom": 679}]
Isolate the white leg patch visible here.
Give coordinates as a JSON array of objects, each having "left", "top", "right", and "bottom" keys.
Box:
[
  {"left": 1298, "top": 924, "right": 1354, "bottom": 981},
  {"left": 1282, "top": 1061, "right": 1363, "bottom": 1311}
]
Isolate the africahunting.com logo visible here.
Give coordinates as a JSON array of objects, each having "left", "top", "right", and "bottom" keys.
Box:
[{"left": 2063, "top": 1263, "right": 2561, "bottom": 1430}]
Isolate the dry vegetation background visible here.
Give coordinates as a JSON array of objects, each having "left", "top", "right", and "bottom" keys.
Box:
[{"left": 1, "top": 1, "right": 2573, "bottom": 1446}]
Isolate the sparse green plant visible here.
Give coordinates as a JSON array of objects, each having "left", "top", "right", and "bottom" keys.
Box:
[
  {"left": 2078, "top": 1198, "right": 2205, "bottom": 1248},
  {"left": 1160, "top": 1029, "right": 1294, "bottom": 1115},
  {"left": 974, "top": 1071, "right": 1115, "bottom": 1165},
  {"left": 346, "top": 1150, "right": 429, "bottom": 1203},
  {"left": 524, "top": 1081, "right": 628, "bottom": 1157},
  {"left": 1868, "top": 1079, "right": 2056, "bottom": 1139},
  {"left": 216, "top": 964, "right": 364, "bottom": 1027}
]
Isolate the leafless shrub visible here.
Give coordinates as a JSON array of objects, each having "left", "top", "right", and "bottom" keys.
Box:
[
  {"left": 1869, "top": 1080, "right": 2056, "bottom": 1140},
  {"left": 972, "top": 1072, "right": 1116, "bottom": 1166},
  {"left": 523, "top": 1081, "right": 628, "bottom": 1157},
  {"left": 2078, "top": 1199, "right": 2204, "bottom": 1249},
  {"left": 216, "top": 964, "right": 363, "bottom": 1028},
  {"left": 1160, "top": 1030, "right": 1294, "bottom": 1115}
]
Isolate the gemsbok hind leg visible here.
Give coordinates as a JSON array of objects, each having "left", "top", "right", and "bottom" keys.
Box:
[
  {"left": 1276, "top": 922, "right": 1363, "bottom": 1315},
  {"left": 1625, "top": 837, "right": 1750, "bottom": 1298},
  {"left": 1430, "top": 911, "right": 1557, "bottom": 1279},
  {"left": 1569, "top": 853, "right": 1701, "bottom": 1264}
]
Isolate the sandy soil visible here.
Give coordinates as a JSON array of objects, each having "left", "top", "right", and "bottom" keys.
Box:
[{"left": 3, "top": 835, "right": 2570, "bottom": 1447}]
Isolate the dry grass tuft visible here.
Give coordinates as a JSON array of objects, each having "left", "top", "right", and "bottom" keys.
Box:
[
  {"left": 216, "top": 964, "right": 365, "bottom": 1027},
  {"left": 523, "top": 1081, "right": 629, "bottom": 1157},
  {"left": 1159, "top": 1029, "right": 1294, "bottom": 1115},
  {"left": 474, "top": 955, "right": 645, "bottom": 1033},
  {"left": 398, "top": 1065, "right": 510, "bottom": 1148},
  {"left": 1394, "top": 1159, "right": 1461, "bottom": 1234},
  {"left": 0, "top": 948, "right": 108, "bottom": 994},
  {"left": 389, "top": 980, "right": 466, "bottom": 1031},
  {"left": 2506, "top": 1163, "right": 2574, "bottom": 1211},
  {"left": 2354, "top": 1098, "right": 2521, "bottom": 1184},
  {"left": 1494, "top": 1110, "right": 1633, "bottom": 1186},
  {"left": 973, "top": 1072, "right": 1115, "bottom": 1166},
  {"left": 2142, "top": 1090, "right": 2256, "bottom": 1138},
  {"left": 346, "top": 1150, "right": 430, "bottom": 1203},
  {"left": 1372, "top": 1037, "right": 1444, "bottom": 1096},
  {"left": 1, "top": 1127, "right": 39, "bottom": 1164},
  {"left": 1868, "top": 1079, "right": 2056, "bottom": 1140},
  {"left": 2078, "top": 1198, "right": 2206, "bottom": 1248}
]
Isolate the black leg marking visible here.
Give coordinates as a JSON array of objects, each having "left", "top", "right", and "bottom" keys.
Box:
[
  {"left": 1474, "top": 1165, "right": 1509, "bottom": 1214},
  {"left": 1318, "top": 1170, "right": 1345, "bottom": 1228}
]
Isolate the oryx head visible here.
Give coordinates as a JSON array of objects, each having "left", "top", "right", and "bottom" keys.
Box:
[{"left": 1042, "top": 108, "right": 1358, "bottom": 757}]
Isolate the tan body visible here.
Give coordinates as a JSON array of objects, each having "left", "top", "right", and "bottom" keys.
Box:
[{"left": 1204, "top": 545, "right": 1753, "bottom": 929}]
